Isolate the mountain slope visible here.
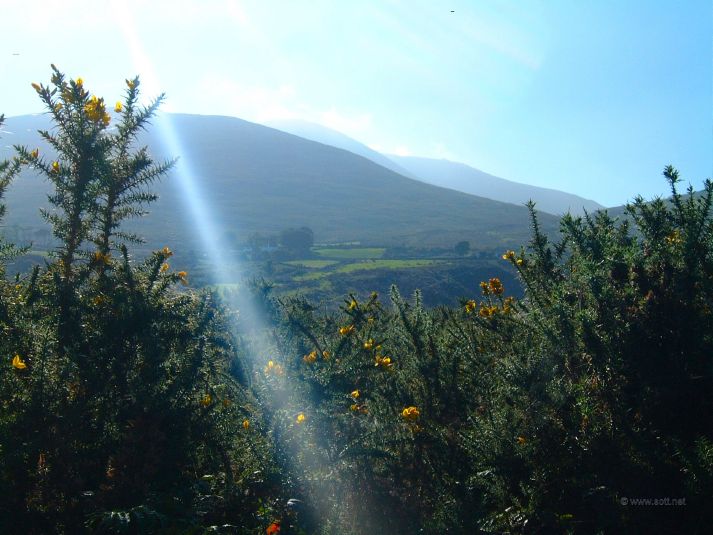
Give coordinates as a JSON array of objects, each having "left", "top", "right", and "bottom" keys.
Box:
[
  {"left": 390, "top": 155, "right": 605, "bottom": 216},
  {"left": 265, "top": 119, "right": 416, "bottom": 178},
  {"left": 0, "top": 113, "right": 559, "bottom": 251}
]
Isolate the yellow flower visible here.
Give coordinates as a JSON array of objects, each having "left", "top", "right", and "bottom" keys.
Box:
[
  {"left": 339, "top": 325, "right": 355, "bottom": 336},
  {"left": 242, "top": 419, "right": 250, "bottom": 430},
  {"left": 375, "top": 355, "right": 392, "bottom": 368},
  {"left": 75, "top": 77, "right": 84, "bottom": 87},
  {"left": 401, "top": 406, "right": 420, "bottom": 421},
  {"left": 517, "top": 436, "right": 527, "bottom": 445},
  {"left": 479, "top": 305, "right": 498, "bottom": 318},
  {"left": 350, "top": 403, "right": 359, "bottom": 412},
  {"left": 31, "top": 82, "right": 41, "bottom": 92},
  {"left": 12, "top": 354, "right": 27, "bottom": 370},
  {"left": 160, "top": 262, "right": 169, "bottom": 273},
  {"left": 177, "top": 271, "right": 188, "bottom": 286},
  {"left": 348, "top": 299, "right": 358, "bottom": 310},
  {"left": 303, "top": 351, "right": 317, "bottom": 364},
  {"left": 30, "top": 148, "right": 39, "bottom": 159},
  {"left": 162, "top": 246, "right": 173, "bottom": 257},
  {"left": 363, "top": 338, "right": 374, "bottom": 350},
  {"left": 92, "top": 251, "right": 111, "bottom": 264},
  {"left": 51, "top": 161, "right": 60, "bottom": 173},
  {"left": 489, "top": 277, "right": 504, "bottom": 295},
  {"left": 54, "top": 103, "right": 63, "bottom": 112},
  {"left": 126, "top": 79, "right": 136, "bottom": 89},
  {"left": 350, "top": 389, "right": 360, "bottom": 399},
  {"left": 665, "top": 230, "right": 683, "bottom": 245},
  {"left": 516, "top": 258, "right": 524, "bottom": 266},
  {"left": 264, "top": 360, "right": 284, "bottom": 376},
  {"left": 296, "top": 412, "right": 306, "bottom": 424},
  {"left": 464, "top": 300, "right": 477, "bottom": 313},
  {"left": 200, "top": 393, "right": 212, "bottom": 407},
  {"left": 114, "top": 101, "right": 123, "bottom": 113},
  {"left": 502, "top": 250, "right": 515, "bottom": 261},
  {"left": 322, "top": 350, "right": 331, "bottom": 359}
]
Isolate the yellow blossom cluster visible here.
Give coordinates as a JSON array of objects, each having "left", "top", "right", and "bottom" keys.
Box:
[
  {"left": 350, "top": 403, "right": 368, "bottom": 414},
  {"left": 200, "top": 393, "right": 212, "bottom": 407},
  {"left": 503, "top": 249, "right": 524, "bottom": 266},
  {"left": 665, "top": 230, "right": 683, "bottom": 245},
  {"left": 264, "top": 360, "right": 284, "bottom": 376},
  {"left": 401, "top": 406, "right": 420, "bottom": 421},
  {"left": 161, "top": 246, "right": 173, "bottom": 258},
  {"left": 243, "top": 419, "right": 250, "bottom": 430},
  {"left": 84, "top": 95, "right": 111, "bottom": 126},
  {"left": 92, "top": 251, "right": 111, "bottom": 265},
  {"left": 464, "top": 300, "right": 477, "bottom": 313},
  {"left": 375, "top": 354, "right": 393, "bottom": 368},
  {"left": 160, "top": 263, "right": 170, "bottom": 273},
  {"left": 339, "top": 324, "right": 355, "bottom": 336},
  {"left": 502, "top": 296, "right": 515, "bottom": 314},
  {"left": 303, "top": 349, "right": 331, "bottom": 364},
  {"left": 479, "top": 305, "right": 499, "bottom": 318},
  {"left": 481, "top": 278, "right": 504, "bottom": 296},
  {"left": 296, "top": 412, "right": 306, "bottom": 424},
  {"left": 12, "top": 354, "right": 27, "bottom": 370},
  {"left": 177, "top": 271, "right": 189, "bottom": 286},
  {"left": 348, "top": 299, "right": 358, "bottom": 310}
]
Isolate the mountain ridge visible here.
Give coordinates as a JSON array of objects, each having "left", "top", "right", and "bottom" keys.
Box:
[{"left": 0, "top": 113, "right": 560, "bottom": 252}]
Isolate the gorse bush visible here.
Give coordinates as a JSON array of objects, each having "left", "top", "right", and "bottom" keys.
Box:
[
  {"left": 1, "top": 68, "right": 711, "bottom": 534},
  {"left": 272, "top": 171, "right": 713, "bottom": 533},
  {"left": 0, "top": 68, "right": 280, "bottom": 534}
]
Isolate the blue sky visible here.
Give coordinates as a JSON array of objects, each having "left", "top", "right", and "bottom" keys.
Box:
[{"left": 1, "top": 0, "right": 710, "bottom": 206}]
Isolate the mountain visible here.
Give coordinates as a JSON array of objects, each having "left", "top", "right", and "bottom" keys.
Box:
[
  {"left": 390, "top": 156, "right": 605, "bottom": 216},
  {"left": 263, "top": 119, "right": 604, "bottom": 216},
  {"left": 265, "top": 119, "right": 416, "bottom": 178},
  {"left": 0, "top": 113, "right": 560, "bottom": 252}
]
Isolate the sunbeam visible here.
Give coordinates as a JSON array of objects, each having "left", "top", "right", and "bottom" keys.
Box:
[{"left": 113, "top": 4, "right": 347, "bottom": 529}]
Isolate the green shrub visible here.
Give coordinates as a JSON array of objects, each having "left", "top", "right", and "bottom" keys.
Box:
[{"left": 0, "top": 68, "right": 276, "bottom": 534}]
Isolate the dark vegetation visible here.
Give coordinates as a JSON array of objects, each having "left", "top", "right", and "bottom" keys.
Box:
[{"left": 2, "top": 70, "right": 712, "bottom": 534}]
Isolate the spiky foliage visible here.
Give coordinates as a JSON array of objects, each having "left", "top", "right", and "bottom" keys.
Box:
[
  {"left": 0, "top": 69, "right": 276, "bottom": 534},
  {"left": 271, "top": 168, "right": 713, "bottom": 534}
]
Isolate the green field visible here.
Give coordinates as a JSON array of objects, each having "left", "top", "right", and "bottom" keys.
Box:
[
  {"left": 284, "top": 259, "right": 339, "bottom": 268},
  {"left": 313, "top": 247, "right": 386, "bottom": 259},
  {"left": 293, "top": 259, "right": 442, "bottom": 281}
]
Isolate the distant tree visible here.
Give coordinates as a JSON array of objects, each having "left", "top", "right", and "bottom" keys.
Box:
[
  {"left": 280, "top": 226, "right": 314, "bottom": 253},
  {"left": 454, "top": 240, "right": 470, "bottom": 256}
]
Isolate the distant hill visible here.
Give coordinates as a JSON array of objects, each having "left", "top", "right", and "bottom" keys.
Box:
[
  {"left": 0, "top": 113, "right": 559, "bottom": 252},
  {"left": 262, "top": 119, "right": 604, "bottom": 216},
  {"left": 390, "top": 156, "right": 605, "bottom": 217},
  {"left": 265, "top": 119, "right": 416, "bottom": 178}
]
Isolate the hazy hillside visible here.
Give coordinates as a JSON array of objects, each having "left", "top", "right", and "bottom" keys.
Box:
[
  {"left": 0, "top": 113, "right": 559, "bottom": 251},
  {"left": 391, "top": 155, "right": 605, "bottom": 216},
  {"left": 265, "top": 119, "right": 417, "bottom": 178}
]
